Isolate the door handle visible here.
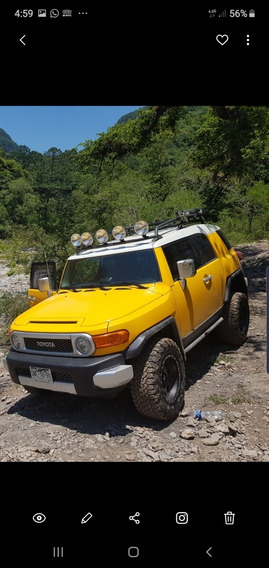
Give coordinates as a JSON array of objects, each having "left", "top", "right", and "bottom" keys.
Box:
[{"left": 203, "top": 274, "right": 212, "bottom": 283}]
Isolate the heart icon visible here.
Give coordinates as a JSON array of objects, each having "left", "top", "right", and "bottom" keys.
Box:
[{"left": 216, "top": 34, "right": 229, "bottom": 45}]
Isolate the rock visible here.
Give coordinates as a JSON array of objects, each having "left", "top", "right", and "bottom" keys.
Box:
[
  {"left": 35, "top": 445, "right": 50, "bottom": 454},
  {"left": 186, "top": 417, "right": 197, "bottom": 427},
  {"left": 203, "top": 433, "right": 220, "bottom": 446},
  {"left": 143, "top": 448, "right": 159, "bottom": 459},
  {"left": 198, "top": 428, "right": 209, "bottom": 438},
  {"left": 180, "top": 428, "right": 196, "bottom": 440},
  {"left": 216, "top": 423, "right": 231, "bottom": 435},
  {"left": 158, "top": 451, "right": 172, "bottom": 461},
  {"left": 169, "top": 431, "right": 177, "bottom": 438}
]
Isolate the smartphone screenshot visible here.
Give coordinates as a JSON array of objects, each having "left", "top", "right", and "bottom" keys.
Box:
[{"left": 0, "top": 5, "right": 268, "bottom": 562}]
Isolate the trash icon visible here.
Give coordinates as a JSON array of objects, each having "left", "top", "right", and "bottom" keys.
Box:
[{"left": 224, "top": 511, "right": 235, "bottom": 525}]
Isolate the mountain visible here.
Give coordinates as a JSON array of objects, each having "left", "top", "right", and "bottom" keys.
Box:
[
  {"left": 0, "top": 129, "right": 19, "bottom": 152},
  {"left": 116, "top": 107, "right": 147, "bottom": 125}
]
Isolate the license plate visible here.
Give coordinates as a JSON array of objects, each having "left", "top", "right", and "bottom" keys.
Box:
[{"left": 30, "top": 366, "right": 53, "bottom": 383}]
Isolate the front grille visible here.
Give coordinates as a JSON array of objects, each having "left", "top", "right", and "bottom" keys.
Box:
[
  {"left": 17, "top": 367, "right": 73, "bottom": 383},
  {"left": 24, "top": 337, "right": 73, "bottom": 353},
  {"left": 53, "top": 371, "right": 73, "bottom": 383},
  {"left": 17, "top": 367, "right": 31, "bottom": 377}
]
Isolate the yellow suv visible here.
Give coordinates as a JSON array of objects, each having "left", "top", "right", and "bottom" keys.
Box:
[{"left": 4, "top": 209, "right": 249, "bottom": 420}]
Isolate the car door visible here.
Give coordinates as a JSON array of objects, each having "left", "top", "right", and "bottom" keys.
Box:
[
  {"left": 28, "top": 261, "right": 57, "bottom": 307},
  {"left": 188, "top": 233, "right": 223, "bottom": 324},
  {"left": 162, "top": 233, "right": 223, "bottom": 333}
]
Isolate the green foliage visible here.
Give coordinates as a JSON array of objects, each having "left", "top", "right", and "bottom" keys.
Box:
[
  {"left": 0, "top": 105, "right": 269, "bottom": 270},
  {"left": 0, "top": 292, "right": 29, "bottom": 337}
]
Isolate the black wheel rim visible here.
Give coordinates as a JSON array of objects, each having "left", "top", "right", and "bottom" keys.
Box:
[{"left": 161, "top": 355, "right": 180, "bottom": 403}]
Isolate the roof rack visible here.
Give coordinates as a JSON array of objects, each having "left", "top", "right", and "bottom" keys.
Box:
[
  {"left": 72, "top": 208, "right": 209, "bottom": 253},
  {"left": 101, "top": 208, "right": 208, "bottom": 241},
  {"left": 152, "top": 208, "right": 208, "bottom": 238}
]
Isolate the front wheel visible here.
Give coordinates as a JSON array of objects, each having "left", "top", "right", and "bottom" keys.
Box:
[
  {"left": 218, "top": 292, "right": 249, "bottom": 346},
  {"left": 130, "top": 337, "right": 186, "bottom": 421}
]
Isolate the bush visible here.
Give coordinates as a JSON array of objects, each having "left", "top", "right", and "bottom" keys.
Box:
[{"left": 0, "top": 292, "right": 29, "bottom": 339}]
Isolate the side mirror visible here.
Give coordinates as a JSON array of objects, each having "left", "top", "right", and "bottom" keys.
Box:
[
  {"left": 38, "top": 277, "right": 50, "bottom": 292},
  {"left": 177, "top": 259, "right": 196, "bottom": 290}
]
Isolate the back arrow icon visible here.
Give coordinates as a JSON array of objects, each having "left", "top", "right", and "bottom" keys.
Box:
[
  {"left": 206, "top": 547, "right": 213, "bottom": 557},
  {"left": 20, "top": 35, "right": 26, "bottom": 46}
]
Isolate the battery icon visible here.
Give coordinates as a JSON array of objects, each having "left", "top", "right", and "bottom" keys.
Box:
[{"left": 249, "top": 9, "right": 255, "bottom": 17}]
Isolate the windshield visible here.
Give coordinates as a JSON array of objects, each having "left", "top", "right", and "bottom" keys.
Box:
[{"left": 60, "top": 249, "right": 160, "bottom": 289}]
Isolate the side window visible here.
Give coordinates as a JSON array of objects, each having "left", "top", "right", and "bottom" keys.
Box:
[
  {"left": 216, "top": 228, "right": 232, "bottom": 251},
  {"left": 162, "top": 238, "right": 199, "bottom": 280},
  {"left": 190, "top": 234, "right": 216, "bottom": 268}
]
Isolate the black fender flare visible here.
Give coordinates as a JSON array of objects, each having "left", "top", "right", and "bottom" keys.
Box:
[
  {"left": 125, "top": 316, "right": 185, "bottom": 361},
  {"left": 224, "top": 268, "right": 248, "bottom": 302}
]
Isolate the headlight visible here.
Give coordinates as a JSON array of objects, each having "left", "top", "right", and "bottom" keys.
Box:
[
  {"left": 11, "top": 332, "right": 24, "bottom": 351},
  {"left": 134, "top": 220, "right": 149, "bottom": 236},
  {"left": 74, "top": 335, "right": 95, "bottom": 356}
]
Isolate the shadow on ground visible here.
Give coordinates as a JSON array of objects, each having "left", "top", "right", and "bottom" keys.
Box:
[{"left": 7, "top": 333, "right": 242, "bottom": 435}]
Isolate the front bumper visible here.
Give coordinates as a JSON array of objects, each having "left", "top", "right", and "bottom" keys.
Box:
[{"left": 4, "top": 350, "right": 133, "bottom": 397}]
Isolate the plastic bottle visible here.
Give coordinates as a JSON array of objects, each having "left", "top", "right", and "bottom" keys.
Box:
[{"left": 193, "top": 410, "right": 222, "bottom": 422}]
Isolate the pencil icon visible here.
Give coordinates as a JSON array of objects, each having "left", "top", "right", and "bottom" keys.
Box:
[{"left": 81, "top": 512, "right": 93, "bottom": 524}]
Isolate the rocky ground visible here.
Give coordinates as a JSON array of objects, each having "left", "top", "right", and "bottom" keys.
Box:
[{"left": 0, "top": 241, "right": 268, "bottom": 462}]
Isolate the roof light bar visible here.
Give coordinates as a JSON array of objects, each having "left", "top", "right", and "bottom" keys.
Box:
[{"left": 70, "top": 209, "right": 207, "bottom": 249}]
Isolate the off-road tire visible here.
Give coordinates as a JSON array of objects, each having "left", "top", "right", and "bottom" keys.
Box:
[
  {"left": 218, "top": 292, "right": 249, "bottom": 346},
  {"left": 130, "top": 337, "right": 186, "bottom": 421}
]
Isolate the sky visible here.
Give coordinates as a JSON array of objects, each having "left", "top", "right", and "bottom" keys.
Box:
[{"left": 0, "top": 106, "right": 143, "bottom": 154}]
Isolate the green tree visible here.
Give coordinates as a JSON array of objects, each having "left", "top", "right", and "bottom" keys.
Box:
[{"left": 0, "top": 149, "right": 24, "bottom": 190}]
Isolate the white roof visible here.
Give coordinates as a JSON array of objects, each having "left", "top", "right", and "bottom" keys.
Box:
[{"left": 68, "top": 223, "right": 220, "bottom": 260}]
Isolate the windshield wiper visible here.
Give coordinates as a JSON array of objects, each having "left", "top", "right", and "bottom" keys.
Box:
[{"left": 113, "top": 282, "right": 147, "bottom": 289}]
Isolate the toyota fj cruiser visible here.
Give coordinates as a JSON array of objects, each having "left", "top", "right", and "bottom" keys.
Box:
[{"left": 4, "top": 209, "right": 249, "bottom": 420}]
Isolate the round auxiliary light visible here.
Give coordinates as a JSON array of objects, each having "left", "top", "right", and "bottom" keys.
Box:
[
  {"left": 71, "top": 233, "right": 82, "bottom": 247},
  {"left": 81, "top": 232, "right": 93, "bottom": 247},
  {"left": 134, "top": 220, "right": 149, "bottom": 236},
  {"left": 95, "top": 229, "right": 109, "bottom": 244},
  {"left": 112, "top": 225, "right": 126, "bottom": 241}
]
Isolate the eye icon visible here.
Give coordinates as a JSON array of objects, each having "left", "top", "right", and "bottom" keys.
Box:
[{"left": 32, "top": 513, "right": 46, "bottom": 524}]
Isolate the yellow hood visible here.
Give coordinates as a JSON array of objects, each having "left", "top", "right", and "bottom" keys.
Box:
[{"left": 12, "top": 283, "right": 170, "bottom": 334}]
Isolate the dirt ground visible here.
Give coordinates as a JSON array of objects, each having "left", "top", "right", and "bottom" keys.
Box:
[{"left": 0, "top": 240, "right": 268, "bottom": 462}]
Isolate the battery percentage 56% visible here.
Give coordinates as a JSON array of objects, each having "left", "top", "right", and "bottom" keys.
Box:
[{"left": 230, "top": 9, "right": 248, "bottom": 17}]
